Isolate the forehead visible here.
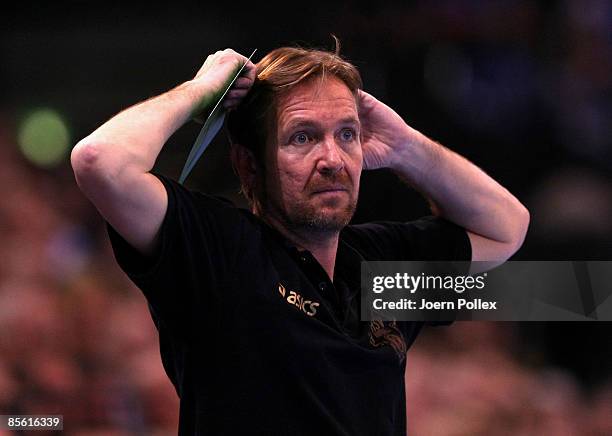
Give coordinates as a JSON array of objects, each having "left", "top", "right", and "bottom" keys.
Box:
[{"left": 275, "top": 76, "right": 358, "bottom": 127}]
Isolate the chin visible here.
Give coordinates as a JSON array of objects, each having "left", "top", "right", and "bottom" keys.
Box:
[
  {"left": 268, "top": 195, "right": 357, "bottom": 233},
  {"left": 301, "top": 204, "right": 356, "bottom": 232},
  {"left": 306, "top": 216, "right": 348, "bottom": 231}
]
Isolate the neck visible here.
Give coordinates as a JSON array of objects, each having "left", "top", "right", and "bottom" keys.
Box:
[{"left": 260, "top": 212, "right": 340, "bottom": 280}]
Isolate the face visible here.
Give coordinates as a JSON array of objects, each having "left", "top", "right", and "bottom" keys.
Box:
[{"left": 260, "top": 76, "right": 363, "bottom": 234}]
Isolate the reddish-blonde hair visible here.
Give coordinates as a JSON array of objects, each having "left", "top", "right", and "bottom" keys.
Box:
[{"left": 227, "top": 41, "right": 362, "bottom": 205}]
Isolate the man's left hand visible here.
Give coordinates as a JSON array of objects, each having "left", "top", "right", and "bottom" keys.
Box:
[{"left": 358, "top": 90, "right": 416, "bottom": 171}]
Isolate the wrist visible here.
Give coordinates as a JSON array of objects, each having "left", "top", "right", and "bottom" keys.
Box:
[
  {"left": 389, "top": 129, "right": 439, "bottom": 183},
  {"left": 387, "top": 126, "right": 420, "bottom": 172},
  {"left": 175, "top": 80, "right": 215, "bottom": 120}
]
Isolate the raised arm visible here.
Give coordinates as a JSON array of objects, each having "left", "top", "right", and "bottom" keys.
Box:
[
  {"left": 358, "top": 90, "right": 529, "bottom": 271},
  {"left": 71, "top": 49, "right": 256, "bottom": 255}
]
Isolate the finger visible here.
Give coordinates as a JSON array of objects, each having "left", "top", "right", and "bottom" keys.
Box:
[
  {"left": 223, "top": 98, "right": 241, "bottom": 110},
  {"left": 358, "top": 89, "right": 372, "bottom": 102},
  {"left": 357, "top": 89, "right": 377, "bottom": 114},
  {"left": 227, "top": 89, "right": 248, "bottom": 100},
  {"left": 233, "top": 77, "right": 253, "bottom": 89},
  {"left": 242, "top": 60, "right": 257, "bottom": 81}
]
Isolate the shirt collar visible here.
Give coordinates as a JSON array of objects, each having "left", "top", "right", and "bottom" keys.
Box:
[{"left": 253, "top": 213, "right": 364, "bottom": 283}]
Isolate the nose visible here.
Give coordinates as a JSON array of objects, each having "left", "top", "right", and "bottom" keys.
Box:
[{"left": 316, "top": 139, "right": 344, "bottom": 175}]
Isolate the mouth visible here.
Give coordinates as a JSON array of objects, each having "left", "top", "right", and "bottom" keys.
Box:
[{"left": 311, "top": 187, "right": 349, "bottom": 195}]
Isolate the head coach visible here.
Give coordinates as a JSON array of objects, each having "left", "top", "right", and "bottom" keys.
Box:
[{"left": 71, "top": 42, "right": 529, "bottom": 435}]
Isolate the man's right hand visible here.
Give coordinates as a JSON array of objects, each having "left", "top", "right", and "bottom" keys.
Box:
[
  {"left": 71, "top": 48, "right": 257, "bottom": 257},
  {"left": 191, "top": 49, "right": 257, "bottom": 117}
]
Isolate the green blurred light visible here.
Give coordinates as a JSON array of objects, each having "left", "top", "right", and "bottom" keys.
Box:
[{"left": 18, "top": 108, "right": 70, "bottom": 167}]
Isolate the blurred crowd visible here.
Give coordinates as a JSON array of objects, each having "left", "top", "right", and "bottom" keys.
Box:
[
  {"left": 0, "top": 125, "right": 179, "bottom": 435},
  {"left": 1, "top": 0, "right": 611, "bottom": 435},
  {"left": 407, "top": 324, "right": 612, "bottom": 435}
]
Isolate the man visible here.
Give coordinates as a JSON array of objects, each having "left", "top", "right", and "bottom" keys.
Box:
[{"left": 71, "top": 45, "right": 529, "bottom": 435}]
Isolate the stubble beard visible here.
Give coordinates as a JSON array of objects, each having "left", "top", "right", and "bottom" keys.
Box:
[
  {"left": 256, "top": 169, "right": 359, "bottom": 237},
  {"left": 287, "top": 195, "right": 357, "bottom": 233},
  {"left": 260, "top": 188, "right": 358, "bottom": 236}
]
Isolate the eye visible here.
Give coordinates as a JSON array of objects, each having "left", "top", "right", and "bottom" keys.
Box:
[
  {"left": 292, "top": 132, "right": 310, "bottom": 145},
  {"left": 340, "top": 128, "right": 355, "bottom": 142}
]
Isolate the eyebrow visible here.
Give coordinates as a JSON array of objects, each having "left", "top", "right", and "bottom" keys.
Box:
[
  {"left": 338, "top": 117, "right": 360, "bottom": 127},
  {"left": 284, "top": 117, "right": 360, "bottom": 131}
]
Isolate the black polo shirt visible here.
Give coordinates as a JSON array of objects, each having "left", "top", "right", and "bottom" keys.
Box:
[{"left": 107, "top": 174, "right": 471, "bottom": 436}]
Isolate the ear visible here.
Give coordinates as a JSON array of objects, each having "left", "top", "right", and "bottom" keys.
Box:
[{"left": 230, "top": 143, "right": 258, "bottom": 194}]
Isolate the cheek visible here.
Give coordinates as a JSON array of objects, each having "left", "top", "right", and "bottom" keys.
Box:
[
  {"left": 355, "top": 145, "right": 364, "bottom": 168},
  {"left": 277, "top": 156, "right": 309, "bottom": 198},
  {"left": 346, "top": 145, "right": 363, "bottom": 178}
]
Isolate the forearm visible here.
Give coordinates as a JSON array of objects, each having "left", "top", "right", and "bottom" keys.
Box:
[
  {"left": 72, "top": 80, "right": 208, "bottom": 176},
  {"left": 391, "top": 128, "right": 529, "bottom": 245}
]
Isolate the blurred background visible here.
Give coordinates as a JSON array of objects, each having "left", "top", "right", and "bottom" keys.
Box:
[{"left": 1, "top": 1, "right": 611, "bottom": 435}]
